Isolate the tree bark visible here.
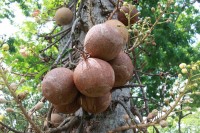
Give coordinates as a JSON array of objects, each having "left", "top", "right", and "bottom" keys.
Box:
[{"left": 60, "top": 0, "right": 133, "bottom": 132}]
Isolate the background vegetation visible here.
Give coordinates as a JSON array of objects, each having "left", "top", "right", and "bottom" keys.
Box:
[{"left": 0, "top": 0, "right": 200, "bottom": 132}]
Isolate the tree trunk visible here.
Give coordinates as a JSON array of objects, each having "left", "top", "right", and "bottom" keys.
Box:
[
  {"left": 87, "top": 89, "right": 132, "bottom": 133},
  {"left": 60, "top": 0, "right": 133, "bottom": 132}
]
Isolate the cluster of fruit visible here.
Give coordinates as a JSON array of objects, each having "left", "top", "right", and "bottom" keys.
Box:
[{"left": 41, "top": 4, "right": 138, "bottom": 126}]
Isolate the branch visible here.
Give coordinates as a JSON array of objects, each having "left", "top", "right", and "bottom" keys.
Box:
[
  {"left": 136, "top": 70, "right": 175, "bottom": 78},
  {"left": 153, "top": 126, "right": 160, "bottom": 133},
  {"left": 135, "top": 72, "right": 149, "bottom": 114},
  {"left": 76, "top": 110, "right": 88, "bottom": 133},
  {"left": 47, "top": 116, "right": 79, "bottom": 133},
  {"left": 47, "top": 104, "right": 53, "bottom": 129},
  {"left": 113, "top": 100, "right": 139, "bottom": 124},
  {"left": 38, "top": 26, "right": 58, "bottom": 37},
  {"left": 53, "top": 17, "right": 80, "bottom": 66},
  {"left": 174, "top": 0, "right": 197, "bottom": 22},
  {"left": 0, "top": 122, "right": 23, "bottom": 133},
  {"left": 11, "top": 71, "right": 38, "bottom": 78},
  {"left": 108, "top": 0, "right": 116, "bottom": 6},
  {"left": 109, "top": 92, "right": 185, "bottom": 133},
  {"left": 129, "top": 2, "right": 172, "bottom": 51},
  {"left": 73, "top": 0, "right": 79, "bottom": 22},
  {"left": 58, "top": 117, "right": 71, "bottom": 127},
  {"left": 108, "top": 0, "right": 120, "bottom": 20},
  {"left": 40, "top": 29, "right": 70, "bottom": 52},
  {"left": 28, "top": 97, "right": 46, "bottom": 114},
  {"left": 0, "top": 67, "right": 42, "bottom": 133},
  {"left": 49, "top": 26, "right": 58, "bottom": 35},
  {"left": 112, "top": 84, "right": 145, "bottom": 92},
  {"left": 87, "top": 0, "right": 94, "bottom": 29},
  {"left": 181, "top": 112, "right": 192, "bottom": 119},
  {"left": 130, "top": 105, "right": 143, "bottom": 122},
  {"left": 77, "top": 0, "right": 85, "bottom": 17},
  {"left": 51, "top": 26, "right": 71, "bottom": 38}
]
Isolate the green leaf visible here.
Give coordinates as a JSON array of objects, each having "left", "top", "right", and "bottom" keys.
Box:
[{"left": 35, "top": 67, "right": 50, "bottom": 81}]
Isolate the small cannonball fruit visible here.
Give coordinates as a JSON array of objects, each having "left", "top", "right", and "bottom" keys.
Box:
[
  {"left": 53, "top": 98, "right": 80, "bottom": 114},
  {"left": 19, "top": 48, "right": 29, "bottom": 57},
  {"left": 42, "top": 67, "right": 78, "bottom": 105},
  {"left": 34, "top": 102, "right": 44, "bottom": 111},
  {"left": 73, "top": 58, "right": 115, "bottom": 97},
  {"left": 2, "top": 43, "right": 9, "bottom": 51},
  {"left": 109, "top": 51, "right": 134, "bottom": 87},
  {"left": 147, "top": 112, "right": 155, "bottom": 120},
  {"left": 50, "top": 113, "right": 64, "bottom": 127},
  {"left": 0, "top": 97, "right": 7, "bottom": 103},
  {"left": 32, "top": 9, "right": 40, "bottom": 17},
  {"left": 5, "top": 108, "right": 14, "bottom": 113},
  {"left": 105, "top": 19, "right": 129, "bottom": 43},
  {"left": 79, "top": 93, "right": 111, "bottom": 114},
  {"left": 10, "top": 83, "right": 18, "bottom": 91},
  {"left": 84, "top": 24, "right": 125, "bottom": 61},
  {"left": 117, "top": 4, "right": 139, "bottom": 26},
  {"left": 159, "top": 120, "right": 168, "bottom": 128},
  {"left": 55, "top": 7, "right": 73, "bottom": 26}
]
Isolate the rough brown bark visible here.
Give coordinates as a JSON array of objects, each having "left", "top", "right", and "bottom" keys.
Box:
[{"left": 60, "top": 0, "right": 133, "bottom": 132}]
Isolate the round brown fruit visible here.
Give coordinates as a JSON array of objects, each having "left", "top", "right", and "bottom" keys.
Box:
[
  {"left": 54, "top": 7, "right": 73, "bottom": 26},
  {"left": 105, "top": 19, "right": 129, "bottom": 43},
  {"left": 84, "top": 24, "right": 125, "bottom": 61},
  {"left": 50, "top": 113, "right": 64, "bottom": 127},
  {"left": 42, "top": 67, "right": 78, "bottom": 105},
  {"left": 109, "top": 51, "right": 134, "bottom": 87},
  {"left": 117, "top": 4, "right": 139, "bottom": 26},
  {"left": 79, "top": 93, "right": 111, "bottom": 114},
  {"left": 73, "top": 58, "right": 115, "bottom": 97},
  {"left": 53, "top": 98, "right": 80, "bottom": 114}
]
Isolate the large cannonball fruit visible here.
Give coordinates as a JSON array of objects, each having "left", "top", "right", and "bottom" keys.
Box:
[
  {"left": 105, "top": 19, "right": 129, "bottom": 43},
  {"left": 73, "top": 58, "right": 115, "bottom": 97},
  {"left": 53, "top": 98, "right": 80, "bottom": 114},
  {"left": 117, "top": 4, "right": 139, "bottom": 26},
  {"left": 79, "top": 93, "right": 111, "bottom": 114},
  {"left": 42, "top": 67, "right": 78, "bottom": 105},
  {"left": 109, "top": 51, "right": 134, "bottom": 87},
  {"left": 55, "top": 7, "right": 73, "bottom": 26},
  {"left": 84, "top": 24, "right": 125, "bottom": 61}
]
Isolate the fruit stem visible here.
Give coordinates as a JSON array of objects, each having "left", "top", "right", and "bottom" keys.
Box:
[{"left": 81, "top": 52, "right": 89, "bottom": 61}]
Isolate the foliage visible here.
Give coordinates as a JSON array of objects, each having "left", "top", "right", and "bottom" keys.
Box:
[
  {"left": 0, "top": 0, "right": 200, "bottom": 132},
  {"left": 148, "top": 110, "right": 200, "bottom": 133}
]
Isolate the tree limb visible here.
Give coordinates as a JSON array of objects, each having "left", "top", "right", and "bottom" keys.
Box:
[
  {"left": 47, "top": 104, "right": 53, "bottom": 129},
  {"left": 47, "top": 116, "right": 79, "bottom": 133},
  {"left": 109, "top": 92, "right": 185, "bottom": 133},
  {"left": 182, "top": 112, "right": 192, "bottom": 118},
  {"left": 112, "top": 84, "right": 145, "bottom": 92},
  {"left": 113, "top": 99, "right": 139, "bottom": 124},
  {"left": 53, "top": 17, "right": 80, "bottom": 67},
  {"left": 40, "top": 29, "right": 70, "bottom": 52},
  {"left": 108, "top": 0, "right": 120, "bottom": 20},
  {"left": 0, "top": 67, "right": 42, "bottom": 133},
  {"left": 0, "top": 122, "right": 23, "bottom": 133},
  {"left": 135, "top": 72, "right": 149, "bottom": 114},
  {"left": 87, "top": 0, "right": 94, "bottom": 29}
]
